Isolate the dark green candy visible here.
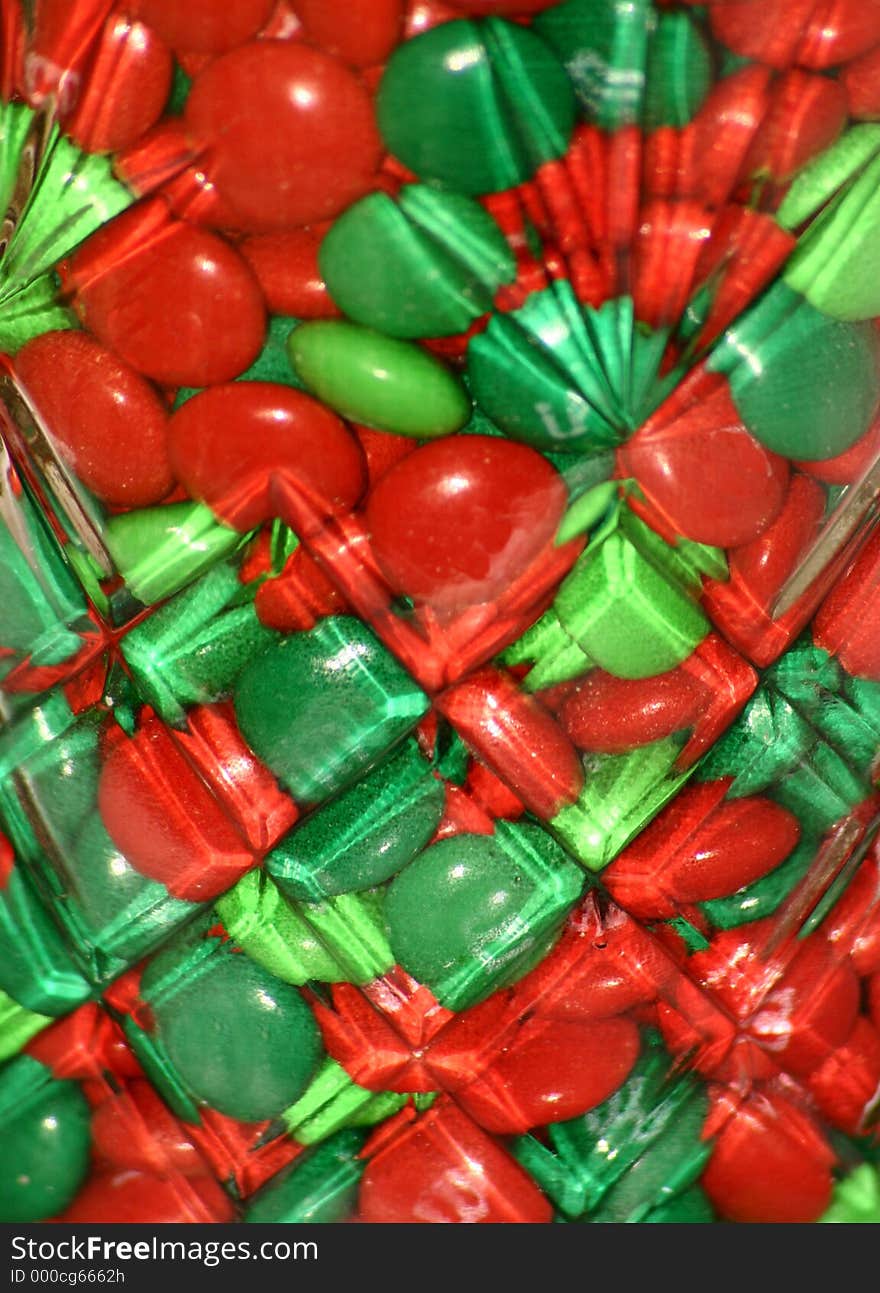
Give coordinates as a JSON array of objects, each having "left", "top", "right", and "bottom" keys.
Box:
[
  {"left": 244, "top": 1129, "right": 367, "bottom": 1224},
  {"left": 377, "top": 18, "right": 575, "bottom": 195},
  {"left": 708, "top": 282, "right": 880, "bottom": 461},
  {"left": 0, "top": 1056, "right": 91, "bottom": 1222},
  {"left": 234, "top": 616, "right": 429, "bottom": 805},
  {"left": 121, "top": 561, "right": 277, "bottom": 727},
  {"left": 514, "top": 1033, "right": 710, "bottom": 1221},
  {"left": 0, "top": 865, "right": 91, "bottom": 1018},
  {"left": 385, "top": 820, "right": 583, "bottom": 1009},
  {"left": 321, "top": 186, "right": 515, "bottom": 339},
  {"left": 536, "top": 0, "right": 654, "bottom": 129},
  {"left": 468, "top": 289, "right": 672, "bottom": 453},
  {"left": 267, "top": 740, "right": 445, "bottom": 902},
  {"left": 142, "top": 935, "right": 324, "bottom": 1123}
]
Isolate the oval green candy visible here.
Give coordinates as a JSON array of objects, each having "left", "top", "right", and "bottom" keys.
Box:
[
  {"left": 385, "top": 822, "right": 583, "bottom": 1010},
  {"left": 535, "top": 0, "right": 655, "bottom": 130},
  {"left": 643, "top": 10, "right": 712, "bottom": 130},
  {"left": 267, "top": 741, "right": 445, "bottom": 902},
  {"left": 377, "top": 18, "right": 574, "bottom": 195},
  {"left": 0, "top": 1057, "right": 91, "bottom": 1221},
  {"left": 289, "top": 321, "right": 470, "bottom": 438},
  {"left": 320, "top": 186, "right": 515, "bottom": 340},
  {"left": 708, "top": 282, "right": 880, "bottom": 460},
  {"left": 144, "top": 943, "right": 323, "bottom": 1123},
  {"left": 234, "top": 616, "right": 429, "bottom": 805}
]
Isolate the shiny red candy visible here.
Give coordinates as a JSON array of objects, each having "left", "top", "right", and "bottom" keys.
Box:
[
  {"left": 605, "top": 783, "right": 801, "bottom": 919},
  {"left": 14, "top": 330, "right": 173, "bottom": 508},
  {"left": 64, "top": 199, "right": 266, "bottom": 387},
  {"left": 660, "top": 922, "right": 861, "bottom": 1080},
  {"left": 365, "top": 436, "right": 567, "bottom": 611},
  {"left": 436, "top": 667, "right": 584, "bottom": 818},
  {"left": 64, "top": 14, "right": 172, "bottom": 154},
  {"left": 167, "top": 381, "right": 366, "bottom": 533},
  {"left": 558, "top": 663, "right": 708, "bottom": 754},
  {"left": 90, "top": 1081, "right": 209, "bottom": 1177},
  {"left": 813, "top": 527, "right": 880, "bottom": 681},
  {"left": 238, "top": 227, "right": 341, "bottom": 318},
  {"left": 97, "top": 716, "right": 256, "bottom": 902},
  {"left": 58, "top": 1170, "right": 235, "bottom": 1223},
  {"left": 293, "top": 0, "right": 404, "bottom": 67},
  {"left": 455, "top": 1015, "right": 640, "bottom": 1134},
  {"left": 132, "top": 0, "right": 275, "bottom": 53},
  {"left": 702, "top": 1090, "right": 835, "bottom": 1224},
  {"left": 359, "top": 1101, "right": 553, "bottom": 1223},
  {"left": 620, "top": 386, "right": 789, "bottom": 548},
  {"left": 184, "top": 42, "right": 383, "bottom": 231}
]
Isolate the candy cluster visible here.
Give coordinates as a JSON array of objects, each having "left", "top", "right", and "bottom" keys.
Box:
[{"left": 2, "top": 0, "right": 880, "bottom": 1225}]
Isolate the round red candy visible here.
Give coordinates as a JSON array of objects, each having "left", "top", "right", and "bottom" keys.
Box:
[
  {"left": 184, "top": 41, "right": 383, "bottom": 231},
  {"left": 65, "top": 200, "right": 265, "bottom": 388},
  {"left": 14, "top": 331, "right": 173, "bottom": 509},
  {"left": 132, "top": 0, "right": 274, "bottom": 53},
  {"left": 64, "top": 15, "right": 172, "bottom": 155},
  {"left": 167, "top": 382, "right": 366, "bottom": 533},
  {"left": 365, "top": 436, "right": 567, "bottom": 611},
  {"left": 293, "top": 0, "right": 404, "bottom": 67},
  {"left": 702, "top": 1090, "right": 834, "bottom": 1224},
  {"left": 238, "top": 227, "right": 341, "bottom": 319}
]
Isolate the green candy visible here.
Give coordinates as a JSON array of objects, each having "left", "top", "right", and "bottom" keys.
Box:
[
  {"left": 785, "top": 149, "right": 880, "bottom": 322},
  {"left": 536, "top": 0, "right": 655, "bottom": 130},
  {"left": 0, "top": 487, "right": 88, "bottom": 667},
  {"left": 289, "top": 320, "right": 470, "bottom": 438},
  {"left": 643, "top": 9, "right": 712, "bottom": 131},
  {"left": 708, "top": 282, "right": 880, "bottom": 461},
  {"left": 216, "top": 871, "right": 393, "bottom": 986},
  {"left": 143, "top": 936, "right": 324, "bottom": 1123},
  {"left": 320, "top": 186, "right": 516, "bottom": 339},
  {"left": 777, "top": 125, "right": 880, "bottom": 232},
  {"left": 0, "top": 866, "right": 92, "bottom": 1017},
  {"left": 245, "top": 1129, "right": 367, "bottom": 1224},
  {"left": 551, "top": 736, "right": 690, "bottom": 872},
  {"left": 234, "top": 616, "right": 429, "bottom": 805},
  {"left": 0, "top": 1056, "right": 91, "bottom": 1222},
  {"left": 821, "top": 1166, "right": 880, "bottom": 1224},
  {"left": 377, "top": 18, "right": 575, "bottom": 195},
  {"left": 121, "top": 562, "right": 276, "bottom": 727},
  {"left": 267, "top": 740, "right": 445, "bottom": 902},
  {"left": 106, "top": 501, "right": 243, "bottom": 607},
  {"left": 554, "top": 532, "right": 709, "bottom": 679},
  {"left": 385, "top": 821, "right": 584, "bottom": 1009},
  {"left": 467, "top": 287, "right": 672, "bottom": 454}
]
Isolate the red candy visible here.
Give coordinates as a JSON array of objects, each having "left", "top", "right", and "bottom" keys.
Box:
[
  {"left": 813, "top": 527, "right": 880, "bottom": 681},
  {"left": 621, "top": 386, "right": 789, "bottom": 548},
  {"left": 365, "top": 436, "right": 568, "bottom": 612},
  {"left": 292, "top": 0, "right": 404, "bottom": 67},
  {"left": 64, "top": 199, "right": 266, "bottom": 387},
  {"left": 558, "top": 664, "right": 708, "bottom": 755},
  {"left": 14, "top": 330, "right": 173, "bottom": 509},
  {"left": 58, "top": 1170, "right": 235, "bottom": 1223},
  {"left": 454, "top": 1016, "right": 640, "bottom": 1134},
  {"left": 359, "top": 1101, "right": 554, "bottom": 1223},
  {"left": 435, "top": 666, "right": 584, "bottom": 819},
  {"left": 167, "top": 381, "right": 366, "bottom": 533},
  {"left": 97, "top": 716, "right": 256, "bottom": 902},
  {"left": 132, "top": 0, "right": 275, "bottom": 54},
  {"left": 184, "top": 41, "right": 383, "bottom": 230},
  {"left": 605, "top": 782, "right": 801, "bottom": 919},
  {"left": 702, "top": 1089, "right": 835, "bottom": 1224},
  {"left": 238, "top": 227, "right": 341, "bottom": 318},
  {"left": 64, "top": 14, "right": 172, "bottom": 154}
]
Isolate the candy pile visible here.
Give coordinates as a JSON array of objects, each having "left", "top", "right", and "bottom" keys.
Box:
[{"left": 2, "top": 0, "right": 880, "bottom": 1225}]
